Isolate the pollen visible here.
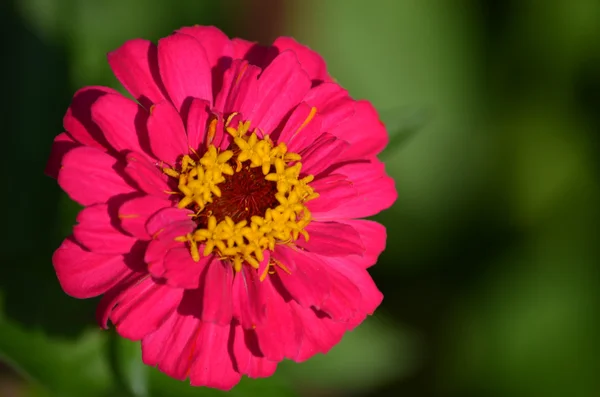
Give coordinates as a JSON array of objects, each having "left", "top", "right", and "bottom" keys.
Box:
[{"left": 162, "top": 114, "right": 319, "bottom": 275}]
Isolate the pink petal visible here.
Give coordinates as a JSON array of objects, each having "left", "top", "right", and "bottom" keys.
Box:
[
  {"left": 291, "top": 303, "right": 346, "bottom": 362},
  {"left": 312, "top": 158, "right": 397, "bottom": 220},
  {"left": 232, "top": 39, "right": 276, "bottom": 68},
  {"left": 325, "top": 256, "right": 383, "bottom": 318},
  {"left": 188, "top": 322, "right": 241, "bottom": 389},
  {"left": 52, "top": 237, "right": 134, "bottom": 299},
  {"left": 254, "top": 277, "right": 303, "bottom": 361},
  {"left": 298, "top": 221, "right": 365, "bottom": 257},
  {"left": 330, "top": 100, "right": 389, "bottom": 160},
  {"left": 162, "top": 247, "right": 214, "bottom": 289},
  {"left": 303, "top": 82, "right": 355, "bottom": 131},
  {"left": 158, "top": 33, "right": 212, "bottom": 110},
  {"left": 142, "top": 312, "right": 201, "bottom": 381},
  {"left": 73, "top": 204, "right": 137, "bottom": 254},
  {"left": 214, "top": 59, "right": 260, "bottom": 116},
  {"left": 231, "top": 323, "right": 277, "bottom": 379},
  {"left": 273, "top": 37, "right": 331, "bottom": 84},
  {"left": 107, "top": 39, "right": 168, "bottom": 108},
  {"left": 276, "top": 102, "right": 322, "bottom": 152},
  {"left": 272, "top": 246, "right": 330, "bottom": 310},
  {"left": 185, "top": 98, "right": 210, "bottom": 152},
  {"left": 58, "top": 146, "right": 135, "bottom": 206},
  {"left": 299, "top": 132, "right": 349, "bottom": 176},
  {"left": 318, "top": 265, "right": 361, "bottom": 322},
  {"left": 249, "top": 51, "right": 311, "bottom": 134},
  {"left": 110, "top": 277, "right": 184, "bottom": 340},
  {"left": 147, "top": 101, "right": 188, "bottom": 165},
  {"left": 336, "top": 219, "right": 387, "bottom": 269},
  {"left": 123, "top": 151, "right": 170, "bottom": 197},
  {"left": 232, "top": 264, "right": 268, "bottom": 329},
  {"left": 63, "top": 86, "right": 120, "bottom": 150},
  {"left": 144, "top": 207, "right": 196, "bottom": 276},
  {"left": 306, "top": 174, "right": 357, "bottom": 213},
  {"left": 145, "top": 206, "right": 195, "bottom": 237},
  {"left": 91, "top": 93, "right": 151, "bottom": 156},
  {"left": 45, "top": 132, "right": 79, "bottom": 179},
  {"left": 118, "top": 195, "right": 173, "bottom": 239},
  {"left": 198, "top": 261, "right": 233, "bottom": 325},
  {"left": 177, "top": 26, "right": 233, "bottom": 70},
  {"left": 176, "top": 26, "right": 233, "bottom": 99}
]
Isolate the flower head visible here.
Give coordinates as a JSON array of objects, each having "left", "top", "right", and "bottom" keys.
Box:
[{"left": 47, "top": 25, "right": 397, "bottom": 389}]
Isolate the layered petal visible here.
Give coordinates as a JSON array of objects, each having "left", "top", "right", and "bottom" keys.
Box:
[
  {"left": 45, "top": 132, "right": 79, "bottom": 179},
  {"left": 118, "top": 195, "right": 173, "bottom": 240},
  {"left": 158, "top": 33, "right": 212, "bottom": 110},
  {"left": 249, "top": 51, "right": 311, "bottom": 133},
  {"left": 73, "top": 204, "right": 137, "bottom": 254},
  {"left": 63, "top": 86, "right": 120, "bottom": 150},
  {"left": 108, "top": 39, "right": 168, "bottom": 108},
  {"left": 188, "top": 322, "right": 241, "bottom": 389},
  {"left": 52, "top": 237, "right": 136, "bottom": 299},
  {"left": 312, "top": 158, "right": 397, "bottom": 220},
  {"left": 58, "top": 146, "right": 135, "bottom": 206},
  {"left": 273, "top": 37, "right": 331, "bottom": 84},
  {"left": 109, "top": 277, "right": 184, "bottom": 340},
  {"left": 147, "top": 100, "right": 188, "bottom": 165}
]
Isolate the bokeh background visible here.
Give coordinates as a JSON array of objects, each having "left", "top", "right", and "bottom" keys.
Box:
[{"left": 1, "top": 0, "right": 599, "bottom": 396}]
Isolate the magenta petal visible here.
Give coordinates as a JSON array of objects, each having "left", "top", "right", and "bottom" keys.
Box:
[
  {"left": 330, "top": 100, "right": 389, "bottom": 160},
  {"left": 45, "top": 132, "right": 79, "bottom": 179},
  {"left": 231, "top": 324, "right": 277, "bottom": 379},
  {"left": 177, "top": 26, "right": 233, "bottom": 70},
  {"left": 107, "top": 39, "right": 168, "bottom": 108},
  {"left": 254, "top": 277, "right": 302, "bottom": 361},
  {"left": 110, "top": 277, "right": 184, "bottom": 340},
  {"left": 199, "top": 261, "right": 233, "bottom": 325},
  {"left": 52, "top": 237, "right": 133, "bottom": 299},
  {"left": 63, "top": 86, "right": 120, "bottom": 150},
  {"left": 326, "top": 256, "right": 383, "bottom": 317},
  {"left": 147, "top": 101, "right": 188, "bottom": 165},
  {"left": 273, "top": 246, "right": 330, "bottom": 310},
  {"left": 336, "top": 219, "right": 387, "bottom": 269},
  {"left": 291, "top": 303, "right": 346, "bottom": 362},
  {"left": 185, "top": 98, "right": 211, "bottom": 152},
  {"left": 318, "top": 265, "right": 361, "bottom": 321},
  {"left": 118, "top": 195, "right": 172, "bottom": 239},
  {"left": 306, "top": 174, "right": 357, "bottom": 213},
  {"left": 158, "top": 33, "right": 212, "bottom": 110},
  {"left": 124, "top": 151, "right": 170, "bottom": 197},
  {"left": 303, "top": 82, "right": 354, "bottom": 131},
  {"left": 215, "top": 59, "right": 261, "bottom": 116},
  {"left": 91, "top": 93, "right": 150, "bottom": 156},
  {"left": 250, "top": 51, "right": 311, "bottom": 133},
  {"left": 276, "top": 102, "right": 322, "bottom": 152},
  {"left": 298, "top": 221, "right": 364, "bottom": 257},
  {"left": 313, "top": 158, "right": 397, "bottom": 220},
  {"left": 232, "top": 265, "right": 268, "bottom": 329},
  {"left": 299, "top": 132, "right": 349, "bottom": 176},
  {"left": 189, "top": 322, "right": 241, "bottom": 389},
  {"left": 73, "top": 204, "right": 137, "bottom": 254},
  {"left": 273, "top": 37, "right": 331, "bottom": 84},
  {"left": 58, "top": 147, "right": 135, "bottom": 206},
  {"left": 142, "top": 312, "right": 201, "bottom": 380},
  {"left": 162, "top": 247, "right": 213, "bottom": 289},
  {"left": 145, "top": 206, "right": 195, "bottom": 237}
]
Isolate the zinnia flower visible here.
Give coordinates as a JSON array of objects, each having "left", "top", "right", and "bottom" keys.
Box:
[{"left": 47, "top": 25, "right": 397, "bottom": 389}]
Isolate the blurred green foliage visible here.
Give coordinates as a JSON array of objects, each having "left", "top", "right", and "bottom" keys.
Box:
[{"left": 1, "top": 0, "right": 599, "bottom": 396}]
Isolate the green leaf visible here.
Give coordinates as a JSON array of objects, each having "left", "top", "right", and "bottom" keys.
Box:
[
  {"left": 109, "top": 334, "right": 149, "bottom": 397},
  {"left": 0, "top": 317, "right": 116, "bottom": 397}
]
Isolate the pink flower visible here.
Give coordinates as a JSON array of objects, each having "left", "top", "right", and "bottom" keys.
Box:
[{"left": 47, "top": 25, "right": 396, "bottom": 389}]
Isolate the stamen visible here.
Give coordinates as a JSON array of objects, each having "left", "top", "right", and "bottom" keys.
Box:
[{"left": 161, "top": 115, "right": 318, "bottom": 277}]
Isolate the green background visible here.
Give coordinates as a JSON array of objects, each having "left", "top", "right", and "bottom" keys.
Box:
[{"left": 1, "top": 0, "right": 599, "bottom": 396}]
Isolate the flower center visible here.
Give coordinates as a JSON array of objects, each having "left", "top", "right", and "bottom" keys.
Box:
[{"left": 162, "top": 115, "right": 318, "bottom": 274}]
